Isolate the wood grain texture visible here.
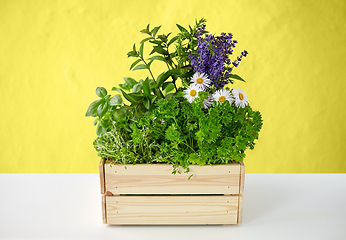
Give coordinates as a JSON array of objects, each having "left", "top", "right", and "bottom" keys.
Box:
[
  {"left": 101, "top": 195, "right": 107, "bottom": 224},
  {"left": 104, "top": 163, "right": 241, "bottom": 195},
  {"left": 99, "top": 159, "right": 105, "bottom": 194},
  {"left": 237, "top": 194, "right": 243, "bottom": 224},
  {"left": 239, "top": 161, "right": 245, "bottom": 195},
  {"left": 106, "top": 195, "right": 239, "bottom": 225}
]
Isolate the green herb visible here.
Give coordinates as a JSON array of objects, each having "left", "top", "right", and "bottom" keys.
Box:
[{"left": 86, "top": 19, "right": 263, "bottom": 174}]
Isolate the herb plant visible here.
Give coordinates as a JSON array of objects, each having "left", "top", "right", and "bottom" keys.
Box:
[{"left": 86, "top": 19, "right": 263, "bottom": 173}]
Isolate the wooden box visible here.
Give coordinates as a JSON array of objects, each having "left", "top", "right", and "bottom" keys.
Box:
[{"left": 99, "top": 159, "right": 245, "bottom": 225}]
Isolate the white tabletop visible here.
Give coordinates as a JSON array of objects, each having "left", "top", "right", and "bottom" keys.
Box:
[{"left": 0, "top": 174, "right": 345, "bottom": 240}]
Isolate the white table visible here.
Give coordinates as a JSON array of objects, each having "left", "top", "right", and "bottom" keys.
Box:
[{"left": 0, "top": 174, "right": 345, "bottom": 239}]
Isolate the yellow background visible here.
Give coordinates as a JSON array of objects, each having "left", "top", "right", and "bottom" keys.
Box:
[{"left": 1, "top": 0, "right": 345, "bottom": 173}]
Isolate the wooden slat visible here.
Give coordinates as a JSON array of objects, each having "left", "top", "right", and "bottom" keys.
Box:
[
  {"left": 238, "top": 162, "right": 244, "bottom": 224},
  {"left": 101, "top": 195, "right": 107, "bottom": 224},
  {"left": 239, "top": 161, "right": 245, "bottom": 195},
  {"left": 99, "top": 159, "right": 105, "bottom": 194},
  {"left": 105, "top": 163, "right": 241, "bottom": 195},
  {"left": 106, "top": 195, "right": 239, "bottom": 225},
  {"left": 237, "top": 194, "right": 243, "bottom": 224}
]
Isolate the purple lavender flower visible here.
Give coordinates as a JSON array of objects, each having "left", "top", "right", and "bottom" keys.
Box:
[
  {"left": 195, "top": 24, "right": 206, "bottom": 38},
  {"left": 189, "top": 31, "right": 247, "bottom": 89}
]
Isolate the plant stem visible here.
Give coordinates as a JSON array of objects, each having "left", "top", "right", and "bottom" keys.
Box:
[
  {"left": 139, "top": 57, "right": 164, "bottom": 99},
  {"left": 182, "top": 140, "right": 195, "bottom": 153}
]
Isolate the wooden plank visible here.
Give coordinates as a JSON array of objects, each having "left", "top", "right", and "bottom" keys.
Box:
[
  {"left": 238, "top": 162, "right": 244, "bottom": 223},
  {"left": 239, "top": 161, "right": 245, "bottom": 195},
  {"left": 101, "top": 195, "right": 107, "bottom": 224},
  {"left": 99, "top": 159, "right": 105, "bottom": 194},
  {"left": 237, "top": 194, "right": 243, "bottom": 224},
  {"left": 104, "top": 163, "right": 241, "bottom": 195},
  {"left": 106, "top": 195, "right": 239, "bottom": 225}
]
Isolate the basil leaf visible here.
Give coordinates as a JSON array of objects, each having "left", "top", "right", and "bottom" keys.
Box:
[
  {"left": 109, "top": 95, "right": 123, "bottom": 106},
  {"left": 96, "top": 87, "right": 107, "bottom": 98}
]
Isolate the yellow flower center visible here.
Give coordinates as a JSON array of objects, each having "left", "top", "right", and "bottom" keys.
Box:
[
  {"left": 196, "top": 77, "right": 204, "bottom": 84},
  {"left": 239, "top": 92, "right": 244, "bottom": 100},
  {"left": 219, "top": 96, "right": 226, "bottom": 103},
  {"left": 190, "top": 89, "right": 197, "bottom": 97}
]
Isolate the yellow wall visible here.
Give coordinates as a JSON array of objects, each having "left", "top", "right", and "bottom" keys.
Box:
[{"left": 1, "top": 0, "right": 345, "bottom": 173}]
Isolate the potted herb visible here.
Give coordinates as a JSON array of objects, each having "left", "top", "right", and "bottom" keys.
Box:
[{"left": 86, "top": 19, "right": 262, "bottom": 225}]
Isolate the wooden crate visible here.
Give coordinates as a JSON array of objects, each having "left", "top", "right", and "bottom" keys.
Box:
[{"left": 99, "top": 159, "right": 245, "bottom": 225}]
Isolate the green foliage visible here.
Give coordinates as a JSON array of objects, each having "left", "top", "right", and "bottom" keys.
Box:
[
  {"left": 93, "top": 126, "right": 160, "bottom": 164},
  {"left": 86, "top": 18, "right": 263, "bottom": 173},
  {"left": 121, "top": 94, "right": 263, "bottom": 173},
  {"left": 86, "top": 20, "right": 204, "bottom": 137}
]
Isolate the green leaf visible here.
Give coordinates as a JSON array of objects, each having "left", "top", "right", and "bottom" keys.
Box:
[
  {"left": 229, "top": 74, "right": 245, "bottom": 82},
  {"left": 151, "top": 26, "right": 161, "bottom": 37},
  {"left": 132, "top": 43, "right": 136, "bottom": 52},
  {"left": 132, "top": 83, "right": 142, "bottom": 93},
  {"left": 149, "top": 40, "right": 162, "bottom": 45},
  {"left": 121, "top": 89, "right": 142, "bottom": 104},
  {"left": 150, "top": 83, "right": 158, "bottom": 89},
  {"left": 167, "top": 36, "right": 179, "bottom": 46},
  {"left": 113, "top": 107, "right": 127, "bottom": 122},
  {"left": 140, "top": 24, "right": 150, "bottom": 34},
  {"left": 140, "top": 37, "right": 152, "bottom": 44},
  {"left": 132, "top": 64, "right": 147, "bottom": 71},
  {"left": 96, "top": 124, "right": 106, "bottom": 136},
  {"left": 97, "top": 101, "right": 108, "bottom": 118},
  {"left": 147, "top": 55, "right": 166, "bottom": 62},
  {"left": 146, "top": 60, "right": 154, "bottom": 69},
  {"left": 85, "top": 100, "right": 102, "bottom": 117},
  {"left": 165, "top": 93, "right": 175, "bottom": 99},
  {"left": 130, "top": 59, "right": 141, "bottom": 70},
  {"left": 188, "top": 153, "right": 205, "bottom": 165},
  {"left": 176, "top": 24, "right": 188, "bottom": 33},
  {"left": 149, "top": 95, "right": 157, "bottom": 104},
  {"left": 96, "top": 87, "right": 107, "bottom": 98},
  {"left": 124, "top": 77, "right": 137, "bottom": 88},
  {"left": 150, "top": 46, "right": 168, "bottom": 55},
  {"left": 127, "top": 50, "right": 138, "bottom": 58},
  {"left": 140, "top": 29, "right": 150, "bottom": 35},
  {"left": 121, "top": 90, "right": 137, "bottom": 104},
  {"left": 109, "top": 95, "right": 123, "bottom": 106},
  {"left": 98, "top": 118, "right": 108, "bottom": 129},
  {"left": 157, "top": 69, "right": 181, "bottom": 87},
  {"left": 163, "top": 82, "right": 175, "bottom": 92},
  {"left": 139, "top": 42, "right": 144, "bottom": 58},
  {"left": 157, "top": 34, "right": 168, "bottom": 42},
  {"left": 119, "top": 77, "right": 137, "bottom": 91},
  {"left": 142, "top": 78, "right": 150, "bottom": 95},
  {"left": 143, "top": 97, "right": 150, "bottom": 109},
  {"left": 93, "top": 118, "right": 99, "bottom": 126},
  {"left": 118, "top": 83, "right": 131, "bottom": 91}
]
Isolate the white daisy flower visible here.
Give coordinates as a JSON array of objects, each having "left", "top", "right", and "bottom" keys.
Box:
[
  {"left": 190, "top": 72, "right": 211, "bottom": 90},
  {"left": 202, "top": 96, "right": 213, "bottom": 109},
  {"left": 184, "top": 85, "right": 201, "bottom": 103},
  {"left": 232, "top": 87, "right": 249, "bottom": 108},
  {"left": 212, "top": 89, "right": 233, "bottom": 104}
]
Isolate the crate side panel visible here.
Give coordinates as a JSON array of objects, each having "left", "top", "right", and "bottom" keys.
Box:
[
  {"left": 239, "top": 162, "right": 245, "bottom": 195},
  {"left": 101, "top": 195, "right": 107, "bottom": 224},
  {"left": 99, "top": 159, "right": 105, "bottom": 194},
  {"left": 237, "top": 194, "right": 243, "bottom": 224},
  {"left": 105, "top": 164, "right": 241, "bottom": 195},
  {"left": 106, "top": 195, "right": 239, "bottom": 225}
]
